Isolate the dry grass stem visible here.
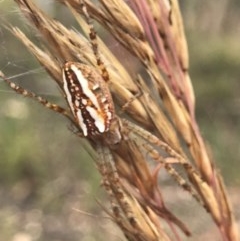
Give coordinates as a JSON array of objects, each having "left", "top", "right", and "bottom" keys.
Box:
[{"left": 1, "top": 0, "right": 238, "bottom": 240}]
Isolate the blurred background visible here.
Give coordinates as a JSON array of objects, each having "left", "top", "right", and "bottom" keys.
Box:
[{"left": 0, "top": 1, "right": 239, "bottom": 240}]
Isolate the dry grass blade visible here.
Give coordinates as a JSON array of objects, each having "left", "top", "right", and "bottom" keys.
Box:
[
  {"left": 69, "top": 1, "right": 238, "bottom": 240},
  {"left": 2, "top": 0, "right": 238, "bottom": 240}
]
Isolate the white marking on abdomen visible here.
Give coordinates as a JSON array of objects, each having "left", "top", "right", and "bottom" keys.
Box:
[
  {"left": 81, "top": 99, "right": 87, "bottom": 105},
  {"left": 63, "top": 71, "right": 88, "bottom": 136},
  {"left": 86, "top": 106, "right": 105, "bottom": 133},
  {"left": 92, "top": 84, "right": 100, "bottom": 90},
  {"left": 71, "top": 65, "right": 100, "bottom": 110},
  {"left": 76, "top": 109, "right": 88, "bottom": 136}
]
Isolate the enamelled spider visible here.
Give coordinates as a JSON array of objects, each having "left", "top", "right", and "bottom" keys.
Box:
[{"left": 1, "top": 0, "right": 205, "bottom": 228}]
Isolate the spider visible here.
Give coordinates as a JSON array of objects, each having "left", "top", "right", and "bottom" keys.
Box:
[{"left": 1, "top": 0, "right": 205, "bottom": 220}]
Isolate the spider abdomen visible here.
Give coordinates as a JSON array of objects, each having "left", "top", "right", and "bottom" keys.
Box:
[{"left": 63, "top": 61, "right": 114, "bottom": 137}]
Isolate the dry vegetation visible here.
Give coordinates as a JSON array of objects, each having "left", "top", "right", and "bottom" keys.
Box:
[{"left": 1, "top": 0, "right": 239, "bottom": 241}]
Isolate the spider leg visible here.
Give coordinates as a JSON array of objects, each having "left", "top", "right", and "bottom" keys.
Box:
[
  {"left": 122, "top": 119, "right": 208, "bottom": 209},
  {"left": 96, "top": 144, "right": 145, "bottom": 237},
  {"left": 142, "top": 141, "right": 204, "bottom": 206},
  {"left": 119, "top": 91, "right": 143, "bottom": 115},
  {"left": 1, "top": 71, "right": 74, "bottom": 122},
  {"left": 80, "top": 0, "right": 110, "bottom": 83},
  {"left": 122, "top": 119, "right": 188, "bottom": 165}
]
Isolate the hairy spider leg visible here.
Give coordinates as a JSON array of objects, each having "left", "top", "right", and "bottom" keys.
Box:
[{"left": 80, "top": 0, "right": 110, "bottom": 83}]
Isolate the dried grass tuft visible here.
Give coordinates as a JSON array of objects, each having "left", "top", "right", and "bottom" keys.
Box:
[{"left": 1, "top": 0, "right": 238, "bottom": 240}]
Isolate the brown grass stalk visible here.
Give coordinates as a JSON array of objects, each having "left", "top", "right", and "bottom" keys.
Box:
[{"left": 1, "top": 0, "right": 238, "bottom": 240}]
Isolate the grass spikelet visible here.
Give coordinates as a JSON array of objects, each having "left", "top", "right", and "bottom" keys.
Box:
[{"left": 1, "top": 0, "right": 238, "bottom": 240}]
